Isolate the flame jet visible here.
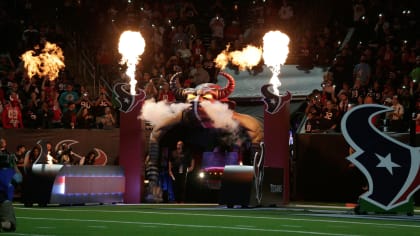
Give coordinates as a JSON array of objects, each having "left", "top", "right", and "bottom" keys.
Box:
[
  {"left": 118, "top": 31, "right": 145, "bottom": 95},
  {"left": 262, "top": 31, "right": 290, "bottom": 95}
]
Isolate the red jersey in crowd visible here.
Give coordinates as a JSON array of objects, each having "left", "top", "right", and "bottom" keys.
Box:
[{"left": 2, "top": 102, "right": 23, "bottom": 128}]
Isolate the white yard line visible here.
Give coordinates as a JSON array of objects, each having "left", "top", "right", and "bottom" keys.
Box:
[
  {"left": 87, "top": 225, "right": 108, "bottom": 229},
  {"left": 0, "top": 233, "right": 55, "bottom": 236},
  {"left": 16, "top": 207, "right": 420, "bottom": 229},
  {"left": 17, "top": 216, "right": 359, "bottom": 236}
]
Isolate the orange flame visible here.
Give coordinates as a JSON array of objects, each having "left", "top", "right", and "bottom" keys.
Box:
[
  {"left": 215, "top": 45, "right": 262, "bottom": 71},
  {"left": 118, "top": 30, "right": 145, "bottom": 95},
  {"left": 214, "top": 48, "right": 230, "bottom": 70},
  {"left": 262, "top": 31, "right": 290, "bottom": 95},
  {"left": 20, "top": 42, "right": 65, "bottom": 81}
]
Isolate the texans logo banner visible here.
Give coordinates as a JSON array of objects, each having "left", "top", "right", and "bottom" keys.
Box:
[{"left": 341, "top": 104, "right": 420, "bottom": 210}]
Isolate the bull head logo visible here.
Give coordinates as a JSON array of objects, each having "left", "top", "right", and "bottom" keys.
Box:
[
  {"left": 113, "top": 83, "right": 146, "bottom": 113},
  {"left": 261, "top": 84, "right": 291, "bottom": 114},
  {"left": 341, "top": 104, "right": 420, "bottom": 210}
]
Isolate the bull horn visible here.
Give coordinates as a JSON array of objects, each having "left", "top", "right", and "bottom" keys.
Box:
[
  {"left": 217, "top": 71, "right": 235, "bottom": 99},
  {"left": 169, "top": 72, "right": 187, "bottom": 99}
]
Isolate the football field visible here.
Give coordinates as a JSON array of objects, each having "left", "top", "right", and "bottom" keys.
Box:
[{"left": 6, "top": 203, "right": 420, "bottom": 236}]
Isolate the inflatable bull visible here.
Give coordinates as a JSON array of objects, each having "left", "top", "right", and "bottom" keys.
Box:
[{"left": 144, "top": 71, "right": 263, "bottom": 202}]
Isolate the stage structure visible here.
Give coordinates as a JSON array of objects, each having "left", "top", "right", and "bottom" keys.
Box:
[
  {"left": 117, "top": 93, "right": 145, "bottom": 203},
  {"left": 116, "top": 29, "right": 294, "bottom": 204},
  {"left": 257, "top": 31, "right": 292, "bottom": 206},
  {"left": 260, "top": 87, "right": 292, "bottom": 205},
  {"left": 115, "top": 30, "right": 147, "bottom": 203}
]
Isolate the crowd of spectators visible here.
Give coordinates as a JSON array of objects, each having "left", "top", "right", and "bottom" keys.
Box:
[
  {"left": 300, "top": 1, "right": 420, "bottom": 133},
  {"left": 0, "top": 0, "right": 419, "bottom": 134},
  {"left": 0, "top": 0, "right": 119, "bottom": 130},
  {"left": 0, "top": 60, "right": 118, "bottom": 129}
]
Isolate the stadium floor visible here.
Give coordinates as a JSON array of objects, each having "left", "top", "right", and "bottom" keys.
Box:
[{"left": 9, "top": 202, "right": 419, "bottom": 236}]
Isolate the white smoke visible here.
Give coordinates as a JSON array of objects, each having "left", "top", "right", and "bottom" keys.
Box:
[
  {"left": 140, "top": 99, "right": 239, "bottom": 133},
  {"left": 200, "top": 100, "right": 239, "bottom": 131},
  {"left": 140, "top": 99, "right": 190, "bottom": 127}
]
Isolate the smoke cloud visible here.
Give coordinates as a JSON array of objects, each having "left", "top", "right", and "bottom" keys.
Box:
[
  {"left": 140, "top": 99, "right": 190, "bottom": 127},
  {"left": 200, "top": 100, "right": 239, "bottom": 131},
  {"left": 140, "top": 99, "right": 239, "bottom": 134}
]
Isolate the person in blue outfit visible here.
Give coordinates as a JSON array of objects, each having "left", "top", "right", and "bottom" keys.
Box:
[{"left": 0, "top": 138, "right": 17, "bottom": 232}]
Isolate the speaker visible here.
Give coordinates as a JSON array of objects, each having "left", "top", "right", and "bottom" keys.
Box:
[
  {"left": 219, "top": 165, "right": 254, "bottom": 207},
  {"left": 258, "top": 167, "right": 284, "bottom": 206}
]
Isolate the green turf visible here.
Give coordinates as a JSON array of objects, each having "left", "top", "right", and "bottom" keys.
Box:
[{"left": 5, "top": 204, "right": 420, "bottom": 236}]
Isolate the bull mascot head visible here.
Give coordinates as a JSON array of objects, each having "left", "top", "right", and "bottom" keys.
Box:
[
  {"left": 341, "top": 104, "right": 420, "bottom": 211},
  {"left": 169, "top": 71, "right": 235, "bottom": 128}
]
